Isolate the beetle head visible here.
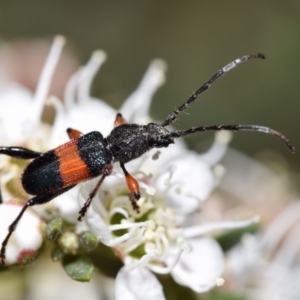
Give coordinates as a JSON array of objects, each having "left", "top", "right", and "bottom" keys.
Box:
[{"left": 146, "top": 123, "right": 175, "bottom": 148}]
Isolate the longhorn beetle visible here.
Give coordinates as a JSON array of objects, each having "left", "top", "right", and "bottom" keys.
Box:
[{"left": 0, "top": 53, "right": 295, "bottom": 265}]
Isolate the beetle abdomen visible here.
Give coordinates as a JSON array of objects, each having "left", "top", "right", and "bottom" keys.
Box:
[
  {"left": 22, "top": 150, "right": 64, "bottom": 195},
  {"left": 22, "top": 131, "right": 112, "bottom": 195}
]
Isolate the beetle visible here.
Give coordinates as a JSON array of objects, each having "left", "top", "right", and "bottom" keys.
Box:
[{"left": 0, "top": 53, "right": 295, "bottom": 265}]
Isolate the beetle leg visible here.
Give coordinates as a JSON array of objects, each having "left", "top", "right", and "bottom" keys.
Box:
[
  {"left": 66, "top": 128, "right": 83, "bottom": 140},
  {"left": 0, "top": 147, "right": 42, "bottom": 159},
  {"left": 78, "top": 164, "right": 113, "bottom": 221},
  {"left": 0, "top": 185, "right": 75, "bottom": 265},
  {"left": 114, "top": 113, "right": 126, "bottom": 127},
  {"left": 120, "top": 162, "right": 141, "bottom": 213}
]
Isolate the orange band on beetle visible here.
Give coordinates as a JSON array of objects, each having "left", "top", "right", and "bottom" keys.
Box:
[{"left": 55, "top": 140, "right": 90, "bottom": 185}]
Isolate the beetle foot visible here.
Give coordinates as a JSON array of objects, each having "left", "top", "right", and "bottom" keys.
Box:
[{"left": 129, "top": 192, "right": 140, "bottom": 213}]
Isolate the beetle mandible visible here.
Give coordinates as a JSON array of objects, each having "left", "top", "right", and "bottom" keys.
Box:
[{"left": 0, "top": 53, "right": 295, "bottom": 265}]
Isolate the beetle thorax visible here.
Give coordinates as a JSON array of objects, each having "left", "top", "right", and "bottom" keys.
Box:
[{"left": 105, "top": 123, "right": 174, "bottom": 163}]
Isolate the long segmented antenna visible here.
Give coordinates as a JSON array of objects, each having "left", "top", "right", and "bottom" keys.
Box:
[
  {"left": 164, "top": 124, "right": 295, "bottom": 153},
  {"left": 161, "top": 53, "right": 265, "bottom": 127}
]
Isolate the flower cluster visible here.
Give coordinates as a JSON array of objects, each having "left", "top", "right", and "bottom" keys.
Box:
[
  {"left": 0, "top": 36, "right": 257, "bottom": 299},
  {"left": 227, "top": 201, "right": 300, "bottom": 300}
]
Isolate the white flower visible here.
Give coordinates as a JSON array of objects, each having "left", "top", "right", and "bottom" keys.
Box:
[
  {"left": 227, "top": 201, "right": 300, "bottom": 300},
  {"left": 0, "top": 36, "right": 67, "bottom": 264},
  {"left": 0, "top": 202, "right": 44, "bottom": 265},
  {"left": 0, "top": 35, "right": 66, "bottom": 145},
  {"left": 0, "top": 36, "right": 258, "bottom": 298},
  {"left": 68, "top": 48, "right": 258, "bottom": 296}
]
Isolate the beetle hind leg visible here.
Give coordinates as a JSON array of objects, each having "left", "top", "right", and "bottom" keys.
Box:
[{"left": 0, "top": 185, "right": 75, "bottom": 265}]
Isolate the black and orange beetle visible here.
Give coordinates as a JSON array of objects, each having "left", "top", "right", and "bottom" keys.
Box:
[{"left": 0, "top": 53, "right": 295, "bottom": 264}]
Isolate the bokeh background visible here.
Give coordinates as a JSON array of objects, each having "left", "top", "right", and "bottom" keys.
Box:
[
  {"left": 1, "top": 1, "right": 299, "bottom": 168},
  {"left": 0, "top": 1, "right": 300, "bottom": 300}
]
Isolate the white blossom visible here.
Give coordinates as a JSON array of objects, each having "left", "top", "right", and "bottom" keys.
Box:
[
  {"left": 0, "top": 202, "right": 44, "bottom": 264},
  {"left": 227, "top": 201, "right": 300, "bottom": 300},
  {"left": 65, "top": 44, "right": 257, "bottom": 297},
  {"left": 0, "top": 36, "right": 258, "bottom": 298}
]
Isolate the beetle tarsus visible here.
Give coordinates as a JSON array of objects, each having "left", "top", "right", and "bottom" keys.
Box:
[{"left": 129, "top": 192, "right": 140, "bottom": 213}]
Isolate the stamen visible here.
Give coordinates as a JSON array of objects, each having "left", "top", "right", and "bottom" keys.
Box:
[
  {"left": 271, "top": 223, "right": 300, "bottom": 268},
  {"left": 33, "top": 35, "right": 66, "bottom": 123},
  {"left": 148, "top": 243, "right": 187, "bottom": 274},
  {"left": 161, "top": 166, "right": 177, "bottom": 186},
  {"left": 77, "top": 50, "right": 107, "bottom": 103},
  {"left": 154, "top": 239, "right": 163, "bottom": 255},
  {"left": 165, "top": 181, "right": 183, "bottom": 195},
  {"left": 122, "top": 233, "right": 146, "bottom": 253},
  {"left": 262, "top": 201, "right": 300, "bottom": 253},
  {"left": 199, "top": 131, "right": 232, "bottom": 166},
  {"left": 183, "top": 216, "right": 260, "bottom": 239},
  {"left": 64, "top": 68, "right": 83, "bottom": 108},
  {"left": 47, "top": 95, "right": 64, "bottom": 114},
  {"left": 125, "top": 252, "right": 157, "bottom": 271},
  {"left": 145, "top": 242, "right": 156, "bottom": 254},
  {"left": 48, "top": 95, "right": 66, "bottom": 146},
  {"left": 183, "top": 191, "right": 202, "bottom": 204},
  {"left": 216, "top": 277, "right": 225, "bottom": 287},
  {"left": 120, "top": 59, "right": 167, "bottom": 123},
  {"left": 106, "top": 225, "right": 140, "bottom": 247},
  {"left": 212, "top": 164, "right": 226, "bottom": 178},
  {"left": 109, "top": 221, "right": 148, "bottom": 232},
  {"left": 157, "top": 232, "right": 170, "bottom": 259},
  {"left": 139, "top": 181, "right": 156, "bottom": 196},
  {"left": 110, "top": 196, "right": 133, "bottom": 213},
  {"left": 109, "top": 207, "right": 130, "bottom": 220}
]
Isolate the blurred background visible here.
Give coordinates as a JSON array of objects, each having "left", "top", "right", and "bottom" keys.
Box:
[
  {"left": 0, "top": 1, "right": 300, "bottom": 300},
  {"left": 0, "top": 1, "right": 299, "bottom": 167}
]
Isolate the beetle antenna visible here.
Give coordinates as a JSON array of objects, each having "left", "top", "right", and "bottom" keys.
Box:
[
  {"left": 161, "top": 53, "right": 265, "bottom": 127},
  {"left": 164, "top": 124, "right": 295, "bottom": 153}
]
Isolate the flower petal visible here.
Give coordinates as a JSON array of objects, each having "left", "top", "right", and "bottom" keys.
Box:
[
  {"left": 77, "top": 190, "right": 113, "bottom": 244},
  {"left": 115, "top": 266, "right": 165, "bottom": 300},
  {"left": 0, "top": 84, "right": 35, "bottom": 143},
  {"left": 120, "top": 59, "right": 167, "bottom": 124},
  {"left": 170, "top": 237, "right": 224, "bottom": 293},
  {"left": 155, "top": 152, "right": 217, "bottom": 214},
  {"left": 0, "top": 203, "right": 44, "bottom": 265},
  {"left": 51, "top": 98, "right": 116, "bottom": 147}
]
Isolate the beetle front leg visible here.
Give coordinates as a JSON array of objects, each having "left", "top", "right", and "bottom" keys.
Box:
[
  {"left": 78, "top": 164, "right": 113, "bottom": 221},
  {"left": 120, "top": 162, "right": 141, "bottom": 213}
]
